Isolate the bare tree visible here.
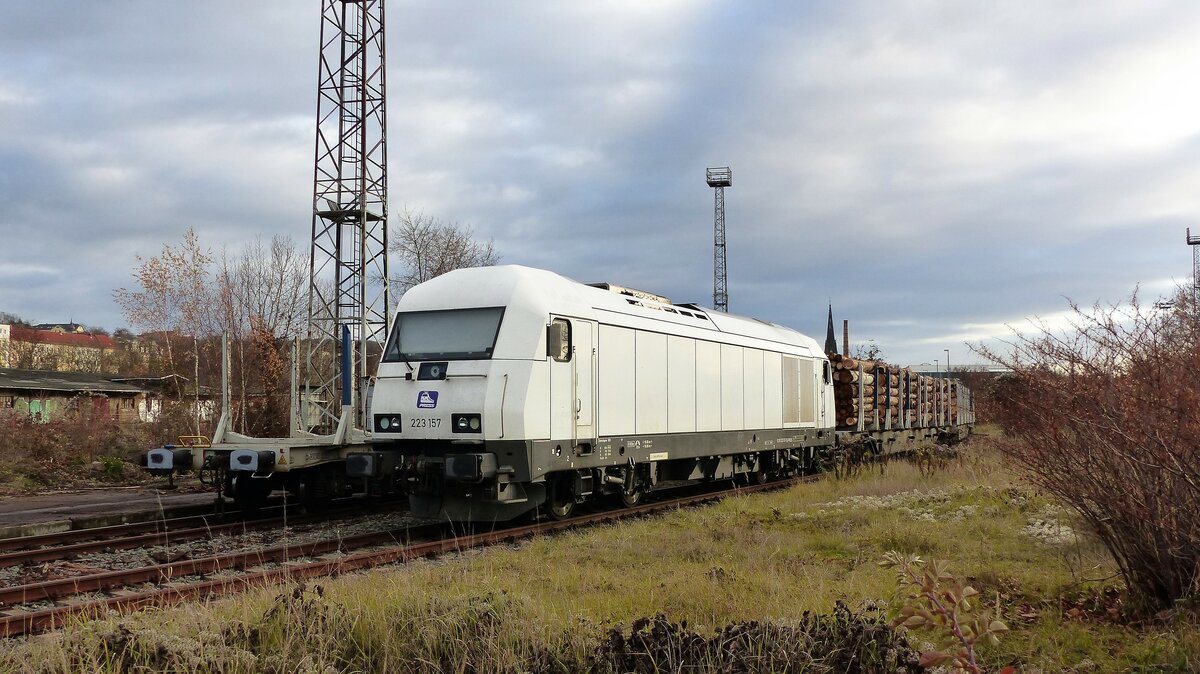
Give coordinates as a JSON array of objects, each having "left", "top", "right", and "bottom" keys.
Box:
[
  {"left": 114, "top": 228, "right": 215, "bottom": 432},
  {"left": 389, "top": 208, "right": 500, "bottom": 295},
  {"left": 850, "top": 341, "right": 885, "bottom": 362},
  {"left": 114, "top": 228, "right": 214, "bottom": 373},
  {"left": 219, "top": 235, "right": 307, "bottom": 340},
  {"left": 216, "top": 235, "right": 307, "bottom": 434}
]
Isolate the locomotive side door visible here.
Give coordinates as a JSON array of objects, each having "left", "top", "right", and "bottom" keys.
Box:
[
  {"left": 820, "top": 359, "right": 830, "bottom": 424},
  {"left": 549, "top": 317, "right": 572, "bottom": 444},
  {"left": 549, "top": 317, "right": 597, "bottom": 447},
  {"left": 572, "top": 319, "right": 596, "bottom": 443}
]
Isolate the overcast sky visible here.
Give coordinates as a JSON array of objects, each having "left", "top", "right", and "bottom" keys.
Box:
[{"left": 0, "top": 1, "right": 1196, "bottom": 367}]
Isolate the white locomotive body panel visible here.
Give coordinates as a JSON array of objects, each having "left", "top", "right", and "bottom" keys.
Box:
[{"left": 371, "top": 266, "right": 833, "bottom": 443}]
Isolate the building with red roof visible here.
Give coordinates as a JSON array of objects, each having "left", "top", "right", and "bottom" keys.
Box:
[{"left": 0, "top": 324, "right": 118, "bottom": 373}]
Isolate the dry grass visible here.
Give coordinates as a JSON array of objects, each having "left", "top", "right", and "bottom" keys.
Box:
[{"left": 1, "top": 436, "right": 1197, "bottom": 672}]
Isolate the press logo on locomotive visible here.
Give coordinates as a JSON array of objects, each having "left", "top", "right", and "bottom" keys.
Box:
[{"left": 417, "top": 391, "right": 439, "bottom": 409}]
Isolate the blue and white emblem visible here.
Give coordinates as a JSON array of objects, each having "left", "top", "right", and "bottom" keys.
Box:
[{"left": 417, "top": 391, "right": 439, "bottom": 409}]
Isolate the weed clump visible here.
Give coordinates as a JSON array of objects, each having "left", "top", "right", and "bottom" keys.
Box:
[
  {"left": 595, "top": 602, "right": 920, "bottom": 673},
  {"left": 53, "top": 622, "right": 258, "bottom": 673},
  {"left": 19, "top": 589, "right": 920, "bottom": 674},
  {"left": 881, "top": 552, "right": 1009, "bottom": 673}
]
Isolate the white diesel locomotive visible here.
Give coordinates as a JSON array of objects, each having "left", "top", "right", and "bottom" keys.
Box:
[{"left": 350, "top": 265, "right": 844, "bottom": 521}]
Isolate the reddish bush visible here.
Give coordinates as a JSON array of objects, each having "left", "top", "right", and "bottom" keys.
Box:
[
  {"left": 0, "top": 399, "right": 196, "bottom": 488},
  {"left": 979, "top": 288, "right": 1200, "bottom": 611}
]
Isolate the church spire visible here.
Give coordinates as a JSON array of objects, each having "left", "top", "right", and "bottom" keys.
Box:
[{"left": 824, "top": 304, "right": 838, "bottom": 355}]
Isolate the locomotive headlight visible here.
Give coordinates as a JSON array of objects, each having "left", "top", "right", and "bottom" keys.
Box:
[
  {"left": 374, "top": 414, "right": 402, "bottom": 433},
  {"left": 451, "top": 413, "right": 482, "bottom": 433}
]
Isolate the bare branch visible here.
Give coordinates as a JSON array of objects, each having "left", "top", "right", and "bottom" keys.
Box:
[{"left": 389, "top": 207, "right": 500, "bottom": 296}]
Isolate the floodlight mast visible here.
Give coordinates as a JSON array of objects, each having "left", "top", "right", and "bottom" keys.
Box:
[
  {"left": 302, "top": 0, "right": 390, "bottom": 437},
  {"left": 1190, "top": 228, "right": 1200, "bottom": 309},
  {"left": 706, "top": 167, "right": 732, "bottom": 313}
]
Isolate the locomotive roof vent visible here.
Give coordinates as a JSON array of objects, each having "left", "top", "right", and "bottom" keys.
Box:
[{"left": 587, "top": 282, "right": 671, "bottom": 305}]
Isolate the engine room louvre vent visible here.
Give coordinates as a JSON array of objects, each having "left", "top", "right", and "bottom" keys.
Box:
[
  {"left": 675, "top": 303, "right": 711, "bottom": 320},
  {"left": 587, "top": 282, "right": 671, "bottom": 305}
]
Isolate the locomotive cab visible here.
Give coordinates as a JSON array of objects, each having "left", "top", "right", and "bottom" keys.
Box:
[{"left": 353, "top": 267, "right": 557, "bottom": 520}]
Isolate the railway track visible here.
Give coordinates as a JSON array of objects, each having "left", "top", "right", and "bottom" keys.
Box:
[
  {"left": 0, "top": 500, "right": 372, "bottom": 568},
  {"left": 0, "top": 476, "right": 817, "bottom": 638},
  {"left": 0, "top": 512, "right": 229, "bottom": 555}
]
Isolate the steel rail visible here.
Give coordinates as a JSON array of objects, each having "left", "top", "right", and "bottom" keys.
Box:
[{"left": 0, "top": 475, "right": 815, "bottom": 638}]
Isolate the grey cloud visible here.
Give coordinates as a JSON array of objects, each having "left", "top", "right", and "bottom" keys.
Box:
[{"left": 1, "top": 0, "right": 1197, "bottom": 366}]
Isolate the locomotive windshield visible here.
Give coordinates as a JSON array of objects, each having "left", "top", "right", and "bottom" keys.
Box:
[{"left": 383, "top": 307, "right": 505, "bottom": 362}]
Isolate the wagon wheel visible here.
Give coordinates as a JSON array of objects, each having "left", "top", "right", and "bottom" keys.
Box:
[{"left": 545, "top": 475, "right": 576, "bottom": 520}]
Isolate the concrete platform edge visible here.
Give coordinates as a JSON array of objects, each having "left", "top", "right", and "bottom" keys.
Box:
[
  {"left": 0, "top": 519, "right": 72, "bottom": 540},
  {"left": 0, "top": 502, "right": 217, "bottom": 541}
]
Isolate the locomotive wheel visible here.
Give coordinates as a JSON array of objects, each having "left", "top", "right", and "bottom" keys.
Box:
[
  {"left": 545, "top": 476, "right": 575, "bottom": 520},
  {"left": 619, "top": 488, "right": 643, "bottom": 507},
  {"left": 613, "top": 466, "right": 645, "bottom": 507}
]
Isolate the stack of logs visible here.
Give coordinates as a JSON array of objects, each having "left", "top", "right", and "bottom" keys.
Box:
[{"left": 828, "top": 354, "right": 959, "bottom": 428}]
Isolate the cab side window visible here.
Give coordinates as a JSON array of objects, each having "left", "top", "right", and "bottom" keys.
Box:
[{"left": 548, "top": 319, "right": 571, "bottom": 362}]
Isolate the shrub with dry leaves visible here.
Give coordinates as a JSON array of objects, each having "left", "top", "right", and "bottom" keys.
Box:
[{"left": 978, "top": 287, "right": 1200, "bottom": 612}]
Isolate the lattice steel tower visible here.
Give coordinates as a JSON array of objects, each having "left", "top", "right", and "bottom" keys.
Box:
[
  {"left": 706, "top": 167, "right": 732, "bottom": 312},
  {"left": 1190, "top": 228, "right": 1200, "bottom": 307},
  {"left": 303, "top": 0, "right": 390, "bottom": 435}
]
